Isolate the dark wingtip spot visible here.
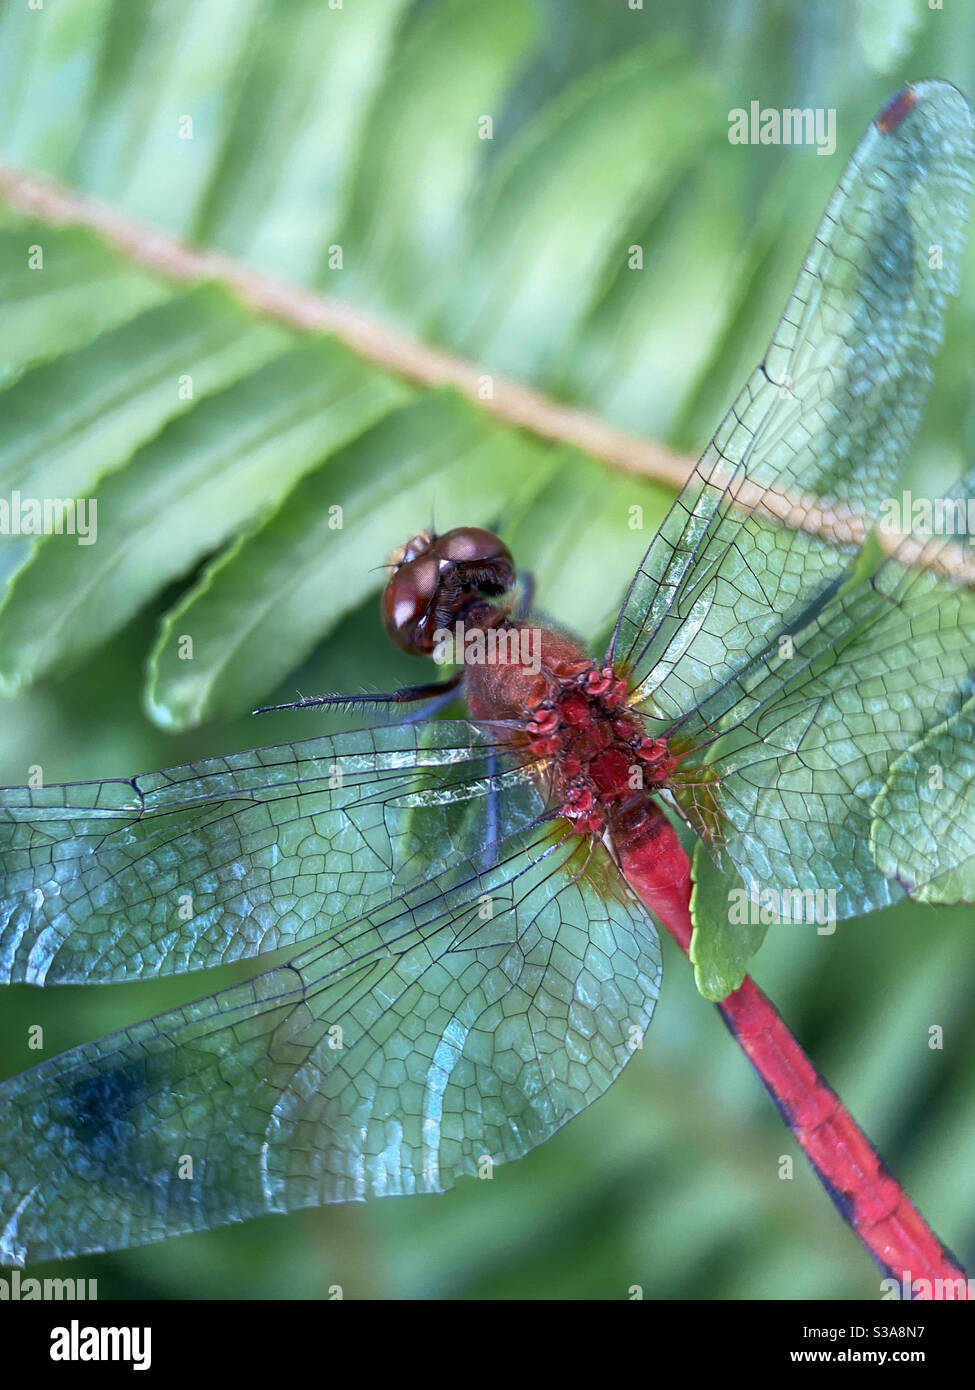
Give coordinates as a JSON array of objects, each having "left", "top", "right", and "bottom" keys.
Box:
[
  {"left": 62, "top": 1062, "right": 146, "bottom": 1178},
  {"left": 876, "top": 85, "right": 917, "bottom": 135}
]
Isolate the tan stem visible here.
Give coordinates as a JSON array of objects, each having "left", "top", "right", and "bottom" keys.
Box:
[{"left": 1, "top": 162, "right": 972, "bottom": 586}]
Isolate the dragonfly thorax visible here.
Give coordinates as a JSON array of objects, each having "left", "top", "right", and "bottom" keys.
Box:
[
  {"left": 526, "top": 668, "right": 675, "bottom": 837},
  {"left": 382, "top": 525, "right": 678, "bottom": 839},
  {"left": 463, "top": 621, "right": 676, "bottom": 837}
]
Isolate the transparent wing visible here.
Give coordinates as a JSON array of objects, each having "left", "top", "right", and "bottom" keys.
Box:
[
  {"left": 611, "top": 81, "right": 974, "bottom": 739},
  {"left": 870, "top": 696, "right": 975, "bottom": 904},
  {"left": 0, "top": 826, "right": 660, "bottom": 1265},
  {"left": 0, "top": 720, "right": 543, "bottom": 985},
  {"left": 675, "top": 465, "right": 975, "bottom": 921}
]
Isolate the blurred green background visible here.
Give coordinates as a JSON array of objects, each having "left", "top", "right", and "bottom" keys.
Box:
[{"left": 0, "top": 0, "right": 974, "bottom": 1298}]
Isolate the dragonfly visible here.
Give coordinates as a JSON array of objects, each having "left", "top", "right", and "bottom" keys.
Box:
[{"left": 1, "top": 80, "right": 975, "bottom": 1292}]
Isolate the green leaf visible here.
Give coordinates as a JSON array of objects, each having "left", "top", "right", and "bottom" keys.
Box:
[
  {"left": 436, "top": 46, "right": 714, "bottom": 382},
  {"left": 560, "top": 153, "right": 743, "bottom": 437},
  {"left": 144, "top": 390, "right": 550, "bottom": 728},
  {"left": 689, "top": 840, "right": 765, "bottom": 1001},
  {"left": 336, "top": 0, "right": 540, "bottom": 321},
  {"left": 672, "top": 153, "right": 837, "bottom": 450},
  {"left": 97, "top": 0, "right": 266, "bottom": 234},
  {"left": 504, "top": 447, "right": 672, "bottom": 643},
  {"left": 198, "top": 0, "right": 410, "bottom": 278},
  {"left": 0, "top": 339, "right": 408, "bottom": 692},
  {"left": 0, "top": 0, "right": 115, "bottom": 175},
  {"left": 0, "top": 221, "right": 169, "bottom": 386},
  {"left": 870, "top": 696, "right": 975, "bottom": 904},
  {"left": 0, "top": 282, "right": 289, "bottom": 586},
  {"left": 854, "top": 0, "right": 923, "bottom": 74}
]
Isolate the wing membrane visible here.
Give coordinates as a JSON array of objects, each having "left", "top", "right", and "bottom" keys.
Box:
[
  {"left": 869, "top": 696, "right": 975, "bottom": 903},
  {"left": 677, "top": 466, "right": 975, "bottom": 920},
  {"left": 612, "top": 81, "right": 974, "bottom": 738},
  {"left": 0, "top": 720, "right": 540, "bottom": 985},
  {"left": 0, "top": 826, "right": 660, "bottom": 1265}
]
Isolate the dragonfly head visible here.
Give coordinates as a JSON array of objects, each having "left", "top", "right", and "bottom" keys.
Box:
[{"left": 381, "top": 526, "right": 515, "bottom": 656}]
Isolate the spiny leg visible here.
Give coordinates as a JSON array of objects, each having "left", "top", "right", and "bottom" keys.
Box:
[
  {"left": 515, "top": 570, "right": 535, "bottom": 620},
  {"left": 253, "top": 672, "right": 464, "bottom": 717}
]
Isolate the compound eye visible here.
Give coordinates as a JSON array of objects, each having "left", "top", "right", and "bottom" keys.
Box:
[
  {"left": 381, "top": 554, "right": 440, "bottom": 654},
  {"left": 434, "top": 526, "right": 513, "bottom": 570},
  {"left": 387, "top": 530, "right": 435, "bottom": 572}
]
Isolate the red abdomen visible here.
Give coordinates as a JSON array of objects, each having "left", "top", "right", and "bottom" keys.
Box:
[{"left": 616, "top": 803, "right": 968, "bottom": 1296}]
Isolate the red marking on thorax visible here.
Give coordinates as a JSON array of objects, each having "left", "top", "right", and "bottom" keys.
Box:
[{"left": 464, "top": 621, "right": 677, "bottom": 837}]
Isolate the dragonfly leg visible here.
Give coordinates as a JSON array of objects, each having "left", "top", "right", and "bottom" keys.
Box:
[
  {"left": 253, "top": 672, "right": 464, "bottom": 717},
  {"left": 514, "top": 570, "right": 535, "bottom": 619},
  {"left": 480, "top": 746, "right": 500, "bottom": 871},
  {"left": 397, "top": 680, "right": 467, "bottom": 724}
]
